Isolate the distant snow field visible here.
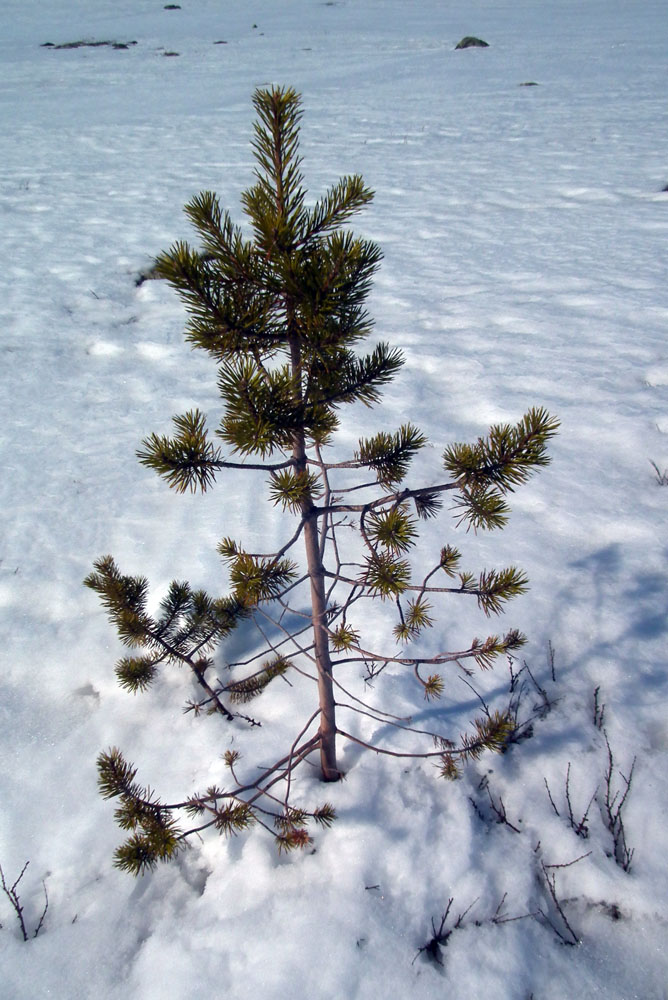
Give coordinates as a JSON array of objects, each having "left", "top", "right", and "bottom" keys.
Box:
[{"left": 1, "top": 1, "right": 667, "bottom": 998}]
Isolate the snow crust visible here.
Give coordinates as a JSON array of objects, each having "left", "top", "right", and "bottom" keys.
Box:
[{"left": 1, "top": 1, "right": 667, "bottom": 997}]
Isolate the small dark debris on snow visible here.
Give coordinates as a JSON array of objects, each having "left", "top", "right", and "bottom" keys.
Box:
[
  {"left": 163, "top": 50, "right": 180, "bottom": 56},
  {"left": 455, "top": 36, "right": 489, "bottom": 49},
  {"left": 41, "top": 39, "right": 137, "bottom": 50},
  {"left": 519, "top": 81, "right": 539, "bottom": 86},
  {"left": 662, "top": 183, "right": 668, "bottom": 192},
  {"left": 592, "top": 900, "right": 623, "bottom": 921},
  {"left": 136, "top": 265, "right": 160, "bottom": 287},
  {"left": 214, "top": 40, "right": 228, "bottom": 44},
  {"left": 164, "top": 4, "right": 181, "bottom": 8}
]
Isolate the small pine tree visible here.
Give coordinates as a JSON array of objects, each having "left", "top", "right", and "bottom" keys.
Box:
[{"left": 85, "top": 86, "right": 558, "bottom": 875}]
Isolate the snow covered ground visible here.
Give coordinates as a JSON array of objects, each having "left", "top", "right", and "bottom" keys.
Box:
[{"left": 1, "top": 1, "right": 667, "bottom": 996}]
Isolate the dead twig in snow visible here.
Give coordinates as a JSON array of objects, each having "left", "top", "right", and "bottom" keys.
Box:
[
  {"left": 601, "top": 732, "right": 636, "bottom": 872},
  {"left": 0, "top": 861, "right": 48, "bottom": 942}
]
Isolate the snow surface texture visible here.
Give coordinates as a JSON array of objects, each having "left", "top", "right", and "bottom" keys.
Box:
[{"left": 2, "top": 0, "right": 667, "bottom": 997}]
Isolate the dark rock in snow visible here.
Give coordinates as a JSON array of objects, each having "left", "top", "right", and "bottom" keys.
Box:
[
  {"left": 455, "top": 36, "right": 489, "bottom": 49},
  {"left": 41, "top": 39, "right": 137, "bottom": 50}
]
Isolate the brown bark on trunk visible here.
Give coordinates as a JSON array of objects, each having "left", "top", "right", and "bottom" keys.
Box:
[
  {"left": 287, "top": 322, "right": 339, "bottom": 782},
  {"left": 302, "top": 509, "right": 340, "bottom": 781}
]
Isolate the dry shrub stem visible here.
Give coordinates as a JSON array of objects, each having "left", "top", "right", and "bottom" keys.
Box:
[{"left": 0, "top": 861, "right": 48, "bottom": 942}]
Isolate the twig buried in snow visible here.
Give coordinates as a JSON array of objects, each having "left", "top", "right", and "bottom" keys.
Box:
[
  {"left": 0, "top": 861, "right": 48, "bottom": 942},
  {"left": 471, "top": 774, "right": 522, "bottom": 834},
  {"left": 544, "top": 762, "right": 597, "bottom": 839},
  {"left": 506, "top": 645, "right": 557, "bottom": 744},
  {"left": 593, "top": 685, "right": 606, "bottom": 729},
  {"left": 414, "top": 894, "right": 537, "bottom": 967},
  {"left": 649, "top": 460, "right": 668, "bottom": 486},
  {"left": 537, "top": 860, "right": 581, "bottom": 947},
  {"left": 601, "top": 731, "right": 636, "bottom": 872}
]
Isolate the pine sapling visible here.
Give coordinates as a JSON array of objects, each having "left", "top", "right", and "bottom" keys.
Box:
[{"left": 85, "top": 86, "right": 559, "bottom": 875}]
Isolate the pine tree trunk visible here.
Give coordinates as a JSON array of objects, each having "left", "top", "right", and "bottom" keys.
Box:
[
  {"left": 286, "top": 320, "right": 339, "bottom": 782},
  {"left": 302, "top": 510, "right": 340, "bottom": 781}
]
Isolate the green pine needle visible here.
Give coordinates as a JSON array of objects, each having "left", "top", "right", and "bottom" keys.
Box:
[
  {"left": 227, "top": 552, "right": 298, "bottom": 607},
  {"left": 330, "top": 623, "right": 361, "bottom": 651},
  {"left": 437, "top": 754, "right": 462, "bottom": 780},
  {"left": 439, "top": 545, "right": 461, "bottom": 576},
  {"left": 113, "top": 822, "right": 182, "bottom": 876},
  {"left": 137, "top": 409, "right": 220, "bottom": 493},
  {"left": 115, "top": 656, "right": 159, "bottom": 693},
  {"left": 367, "top": 506, "right": 418, "bottom": 554},
  {"left": 423, "top": 674, "right": 445, "bottom": 701},
  {"left": 226, "top": 656, "right": 291, "bottom": 703},
  {"left": 406, "top": 598, "right": 434, "bottom": 632},
  {"left": 97, "top": 747, "right": 139, "bottom": 800},
  {"left": 214, "top": 803, "right": 255, "bottom": 836},
  {"left": 476, "top": 567, "right": 529, "bottom": 616},
  {"left": 275, "top": 828, "right": 313, "bottom": 853},
  {"left": 443, "top": 408, "right": 560, "bottom": 495},
  {"left": 413, "top": 489, "right": 444, "bottom": 519},
  {"left": 452, "top": 485, "right": 510, "bottom": 532},
  {"left": 361, "top": 552, "right": 411, "bottom": 599},
  {"left": 357, "top": 424, "right": 426, "bottom": 486},
  {"left": 269, "top": 468, "right": 324, "bottom": 511},
  {"left": 312, "top": 804, "right": 337, "bottom": 828}
]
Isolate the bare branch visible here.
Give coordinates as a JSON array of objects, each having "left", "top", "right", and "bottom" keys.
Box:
[
  {"left": 314, "top": 481, "right": 459, "bottom": 517},
  {"left": 0, "top": 862, "right": 48, "bottom": 942},
  {"left": 601, "top": 732, "right": 636, "bottom": 872},
  {"left": 593, "top": 686, "right": 605, "bottom": 730},
  {"left": 538, "top": 861, "right": 580, "bottom": 946}
]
